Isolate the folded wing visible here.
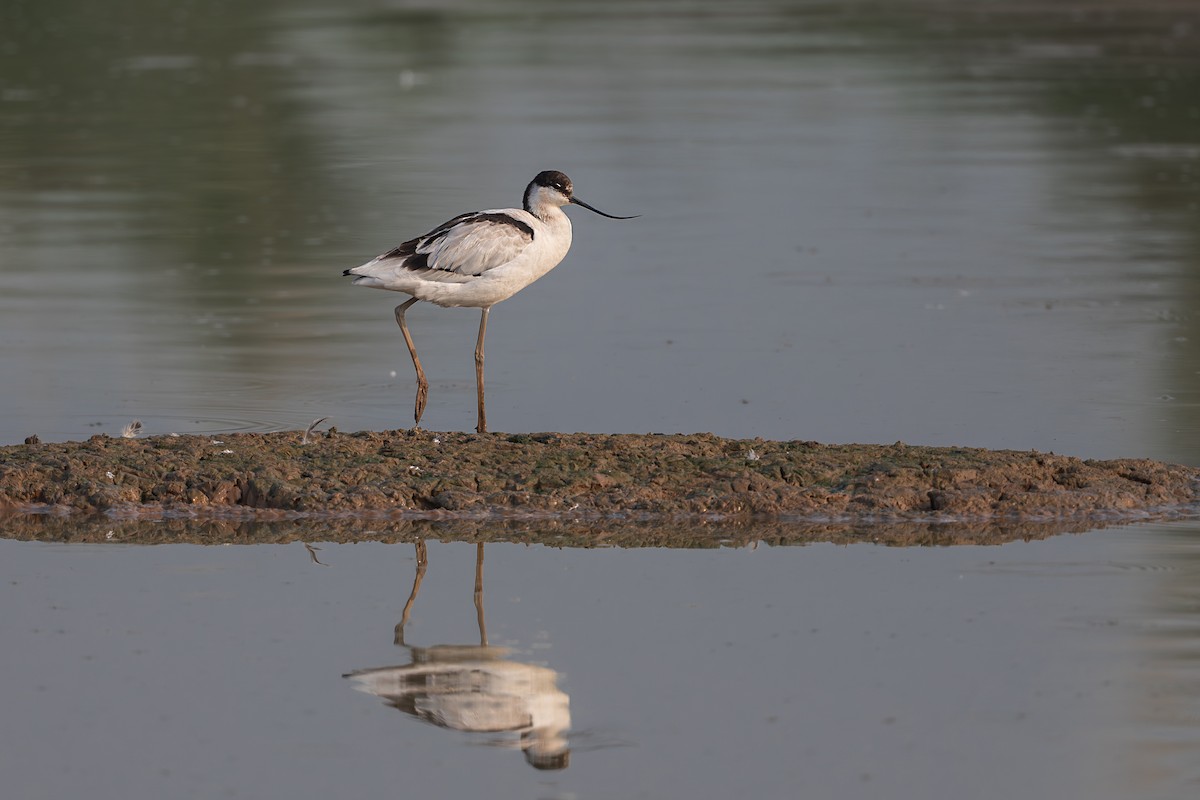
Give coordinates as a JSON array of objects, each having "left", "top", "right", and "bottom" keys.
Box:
[{"left": 367, "top": 212, "right": 536, "bottom": 280}]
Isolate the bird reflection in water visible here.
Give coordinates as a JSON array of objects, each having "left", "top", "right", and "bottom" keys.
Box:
[{"left": 344, "top": 541, "right": 571, "bottom": 770}]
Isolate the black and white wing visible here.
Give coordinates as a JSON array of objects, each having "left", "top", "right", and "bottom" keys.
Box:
[{"left": 347, "top": 211, "right": 536, "bottom": 284}]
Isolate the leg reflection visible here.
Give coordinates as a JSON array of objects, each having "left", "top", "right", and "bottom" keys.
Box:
[{"left": 394, "top": 540, "right": 427, "bottom": 647}]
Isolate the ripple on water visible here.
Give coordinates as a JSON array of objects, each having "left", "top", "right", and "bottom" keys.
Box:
[{"left": 49, "top": 411, "right": 305, "bottom": 440}]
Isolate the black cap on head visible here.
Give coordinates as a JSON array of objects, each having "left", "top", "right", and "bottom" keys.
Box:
[{"left": 532, "top": 170, "right": 573, "bottom": 195}]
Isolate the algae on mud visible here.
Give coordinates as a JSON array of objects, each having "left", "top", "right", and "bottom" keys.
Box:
[{"left": 0, "top": 430, "right": 1196, "bottom": 526}]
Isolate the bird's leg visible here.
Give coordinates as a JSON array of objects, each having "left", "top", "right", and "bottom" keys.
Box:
[
  {"left": 394, "top": 298, "right": 429, "bottom": 428},
  {"left": 475, "top": 307, "right": 490, "bottom": 434}
]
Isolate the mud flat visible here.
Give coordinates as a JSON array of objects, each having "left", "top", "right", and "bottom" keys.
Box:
[{"left": 1, "top": 431, "right": 1196, "bottom": 530}]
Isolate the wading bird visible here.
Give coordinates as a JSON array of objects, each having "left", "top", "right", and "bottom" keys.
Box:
[{"left": 344, "top": 170, "right": 636, "bottom": 433}]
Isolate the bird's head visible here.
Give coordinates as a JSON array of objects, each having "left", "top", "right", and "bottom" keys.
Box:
[{"left": 524, "top": 170, "right": 638, "bottom": 221}]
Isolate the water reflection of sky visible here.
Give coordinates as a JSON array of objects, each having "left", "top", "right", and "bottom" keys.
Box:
[{"left": 3, "top": 530, "right": 1200, "bottom": 799}]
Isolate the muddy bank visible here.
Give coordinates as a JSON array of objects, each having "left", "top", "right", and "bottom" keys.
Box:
[{"left": 1, "top": 430, "right": 1197, "bottom": 526}]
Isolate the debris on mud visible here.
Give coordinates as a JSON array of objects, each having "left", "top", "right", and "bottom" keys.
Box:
[{"left": 1, "top": 430, "right": 1196, "bottom": 526}]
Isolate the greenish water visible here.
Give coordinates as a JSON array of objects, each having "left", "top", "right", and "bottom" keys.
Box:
[{"left": 2, "top": 0, "right": 1199, "bottom": 460}]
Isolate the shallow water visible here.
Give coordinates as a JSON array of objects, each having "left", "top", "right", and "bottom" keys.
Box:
[
  {"left": 2, "top": 526, "right": 1200, "bottom": 800},
  {"left": 4, "top": 1, "right": 1200, "bottom": 798}
]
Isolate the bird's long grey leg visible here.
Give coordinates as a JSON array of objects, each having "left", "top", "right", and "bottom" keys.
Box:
[
  {"left": 475, "top": 307, "right": 490, "bottom": 434},
  {"left": 394, "top": 298, "right": 429, "bottom": 428}
]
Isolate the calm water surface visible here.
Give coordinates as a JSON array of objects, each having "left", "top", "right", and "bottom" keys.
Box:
[
  {"left": 4, "top": 1, "right": 1200, "bottom": 798},
  {"left": 1, "top": 0, "right": 1199, "bottom": 457},
  {"left": 3, "top": 528, "right": 1200, "bottom": 800}
]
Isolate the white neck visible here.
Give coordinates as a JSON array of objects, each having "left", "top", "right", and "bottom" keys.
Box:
[{"left": 523, "top": 184, "right": 568, "bottom": 221}]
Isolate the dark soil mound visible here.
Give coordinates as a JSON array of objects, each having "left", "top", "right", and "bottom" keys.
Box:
[{"left": 1, "top": 430, "right": 1196, "bottom": 523}]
